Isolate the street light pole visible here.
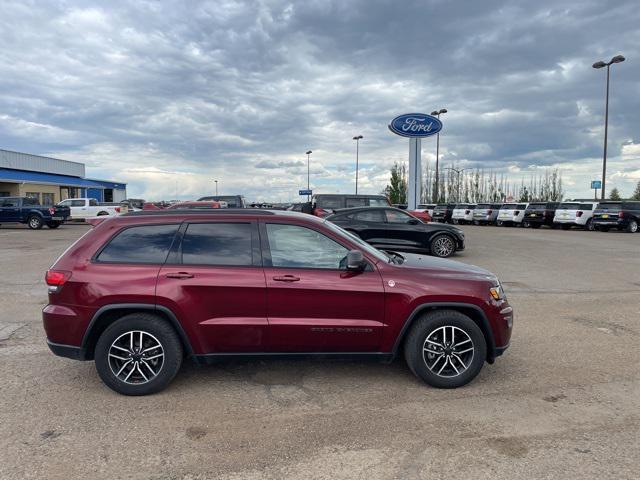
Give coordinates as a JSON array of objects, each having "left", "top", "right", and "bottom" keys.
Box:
[
  {"left": 214, "top": 180, "right": 218, "bottom": 196},
  {"left": 593, "top": 54, "right": 625, "bottom": 200},
  {"left": 430, "top": 109, "right": 447, "bottom": 203},
  {"left": 306, "top": 150, "right": 312, "bottom": 202},
  {"left": 444, "top": 167, "right": 467, "bottom": 203},
  {"left": 353, "top": 135, "right": 363, "bottom": 194}
]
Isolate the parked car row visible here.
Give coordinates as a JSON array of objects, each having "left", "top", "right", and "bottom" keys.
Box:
[
  {"left": 431, "top": 201, "right": 640, "bottom": 233},
  {"left": 0, "top": 196, "right": 71, "bottom": 229}
]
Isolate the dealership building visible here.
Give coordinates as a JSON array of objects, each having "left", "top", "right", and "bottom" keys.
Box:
[{"left": 0, "top": 149, "right": 126, "bottom": 205}]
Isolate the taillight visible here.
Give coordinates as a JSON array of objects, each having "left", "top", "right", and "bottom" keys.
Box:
[
  {"left": 514, "top": 210, "right": 520, "bottom": 216},
  {"left": 315, "top": 208, "right": 332, "bottom": 218},
  {"left": 576, "top": 211, "right": 583, "bottom": 217},
  {"left": 115, "top": 207, "right": 121, "bottom": 213},
  {"left": 48, "top": 207, "right": 56, "bottom": 215},
  {"left": 45, "top": 270, "right": 71, "bottom": 292},
  {"left": 618, "top": 211, "right": 625, "bottom": 218},
  {"left": 487, "top": 209, "right": 493, "bottom": 214}
]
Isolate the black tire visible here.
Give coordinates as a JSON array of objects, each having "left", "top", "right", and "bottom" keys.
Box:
[
  {"left": 626, "top": 219, "right": 638, "bottom": 233},
  {"left": 600, "top": 227, "right": 610, "bottom": 232},
  {"left": 429, "top": 234, "right": 456, "bottom": 258},
  {"left": 530, "top": 223, "right": 541, "bottom": 229},
  {"left": 404, "top": 309, "right": 487, "bottom": 388},
  {"left": 95, "top": 313, "right": 183, "bottom": 396},
  {"left": 27, "top": 215, "right": 43, "bottom": 229},
  {"left": 496, "top": 221, "right": 503, "bottom": 227},
  {"left": 47, "top": 222, "right": 61, "bottom": 229},
  {"left": 585, "top": 219, "right": 594, "bottom": 231},
  {"left": 561, "top": 224, "right": 571, "bottom": 230}
]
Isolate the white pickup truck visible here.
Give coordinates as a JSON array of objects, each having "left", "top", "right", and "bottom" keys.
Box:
[{"left": 57, "top": 198, "right": 121, "bottom": 220}]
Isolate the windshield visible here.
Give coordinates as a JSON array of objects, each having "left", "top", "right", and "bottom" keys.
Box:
[{"left": 323, "top": 220, "right": 389, "bottom": 263}]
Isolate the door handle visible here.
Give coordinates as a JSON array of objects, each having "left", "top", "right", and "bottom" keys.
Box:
[
  {"left": 165, "top": 272, "right": 194, "bottom": 279},
  {"left": 273, "top": 275, "right": 300, "bottom": 282}
]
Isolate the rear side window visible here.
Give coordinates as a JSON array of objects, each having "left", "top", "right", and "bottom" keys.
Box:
[
  {"left": 345, "top": 197, "right": 367, "bottom": 207},
  {"left": 316, "top": 196, "right": 343, "bottom": 209},
  {"left": 501, "top": 204, "right": 516, "bottom": 209},
  {"left": 354, "top": 210, "right": 385, "bottom": 222},
  {"left": 368, "top": 197, "right": 390, "bottom": 207},
  {"left": 2, "top": 199, "right": 19, "bottom": 207},
  {"left": 516, "top": 204, "right": 527, "bottom": 209},
  {"left": 97, "top": 224, "right": 178, "bottom": 264},
  {"left": 181, "top": 223, "right": 252, "bottom": 266},
  {"left": 578, "top": 204, "right": 594, "bottom": 210}
]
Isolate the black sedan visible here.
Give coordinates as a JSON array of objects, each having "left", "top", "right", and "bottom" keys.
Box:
[{"left": 326, "top": 207, "right": 465, "bottom": 258}]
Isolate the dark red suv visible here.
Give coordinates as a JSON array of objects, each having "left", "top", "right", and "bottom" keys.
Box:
[{"left": 43, "top": 210, "right": 512, "bottom": 395}]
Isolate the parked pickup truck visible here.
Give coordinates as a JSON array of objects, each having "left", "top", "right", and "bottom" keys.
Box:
[
  {"left": 0, "top": 197, "right": 71, "bottom": 229},
  {"left": 57, "top": 198, "right": 121, "bottom": 220}
]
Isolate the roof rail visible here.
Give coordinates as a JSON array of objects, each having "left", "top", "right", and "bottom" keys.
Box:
[{"left": 124, "top": 208, "right": 277, "bottom": 217}]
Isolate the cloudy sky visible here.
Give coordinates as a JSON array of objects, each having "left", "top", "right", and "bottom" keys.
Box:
[{"left": 1, "top": 0, "right": 639, "bottom": 201}]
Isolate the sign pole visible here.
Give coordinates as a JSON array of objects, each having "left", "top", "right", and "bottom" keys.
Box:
[{"left": 408, "top": 138, "right": 421, "bottom": 210}]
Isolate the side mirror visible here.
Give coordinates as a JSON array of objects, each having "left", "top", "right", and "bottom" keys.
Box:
[
  {"left": 407, "top": 218, "right": 420, "bottom": 225},
  {"left": 346, "top": 250, "right": 365, "bottom": 271}
]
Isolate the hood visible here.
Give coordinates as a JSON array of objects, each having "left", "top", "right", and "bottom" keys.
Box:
[{"left": 397, "top": 253, "right": 497, "bottom": 282}]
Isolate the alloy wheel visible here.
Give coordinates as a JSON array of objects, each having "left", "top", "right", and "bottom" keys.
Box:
[
  {"left": 422, "top": 325, "right": 474, "bottom": 378},
  {"left": 108, "top": 330, "right": 164, "bottom": 385},
  {"left": 431, "top": 235, "right": 455, "bottom": 257}
]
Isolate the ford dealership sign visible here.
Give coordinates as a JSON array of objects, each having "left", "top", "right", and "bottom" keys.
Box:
[{"left": 388, "top": 113, "right": 442, "bottom": 138}]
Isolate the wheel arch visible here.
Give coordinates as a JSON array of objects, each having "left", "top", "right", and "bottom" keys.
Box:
[
  {"left": 81, "top": 303, "right": 194, "bottom": 360},
  {"left": 392, "top": 302, "right": 497, "bottom": 363}
]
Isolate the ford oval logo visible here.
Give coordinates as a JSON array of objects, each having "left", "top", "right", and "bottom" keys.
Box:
[{"left": 388, "top": 113, "right": 442, "bottom": 138}]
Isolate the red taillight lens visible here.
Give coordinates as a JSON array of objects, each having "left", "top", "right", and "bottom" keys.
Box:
[
  {"left": 115, "top": 207, "right": 121, "bottom": 213},
  {"left": 45, "top": 270, "right": 71, "bottom": 286},
  {"left": 576, "top": 211, "right": 583, "bottom": 217},
  {"left": 487, "top": 209, "right": 492, "bottom": 214},
  {"left": 48, "top": 207, "right": 56, "bottom": 215},
  {"left": 618, "top": 211, "right": 625, "bottom": 218}
]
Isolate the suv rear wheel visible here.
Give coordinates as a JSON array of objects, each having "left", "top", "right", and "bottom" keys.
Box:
[
  {"left": 404, "top": 310, "right": 487, "bottom": 388},
  {"left": 627, "top": 219, "right": 638, "bottom": 233},
  {"left": 94, "top": 313, "right": 183, "bottom": 395}
]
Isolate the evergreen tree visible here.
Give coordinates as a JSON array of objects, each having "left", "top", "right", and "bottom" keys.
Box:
[
  {"left": 383, "top": 162, "right": 408, "bottom": 204},
  {"left": 609, "top": 188, "right": 621, "bottom": 201},
  {"left": 631, "top": 181, "right": 640, "bottom": 201}
]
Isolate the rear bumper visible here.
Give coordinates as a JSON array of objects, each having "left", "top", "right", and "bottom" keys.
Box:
[
  {"left": 593, "top": 218, "right": 627, "bottom": 227},
  {"left": 47, "top": 339, "right": 86, "bottom": 360}
]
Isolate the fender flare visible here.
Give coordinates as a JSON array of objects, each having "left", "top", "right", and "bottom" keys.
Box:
[
  {"left": 81, "top": 303, "right": 194, "bottom": 357},
  {"left": 391, "top": 302, "right": 497, "bottom": 361}
]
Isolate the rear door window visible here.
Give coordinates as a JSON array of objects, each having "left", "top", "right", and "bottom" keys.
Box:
[
  {"left": 501, "top": 204, "right": 516, "bottom": 209},
  {"left": 96, "top": 224, "right": 179, "bottom": 264},
  {"left": 354, "top": 210, "right": 385, "bottom": 222},
  {"left": 181, "top": 223, "right": 253, "bottom": 266},
  {"left": 578, "top": 204, "right": 594, "bottom": 210},
  {"left": 345, "top": 197, "right": 367, "bottom": 207},
  {"left": 368, "top": 197, "right": 390, "bottom": 207},
  {"left": 316, "top": 196, "right": 343, "bottom": 209}
]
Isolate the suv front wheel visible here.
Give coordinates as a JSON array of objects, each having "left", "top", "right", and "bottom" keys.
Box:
[
  {"left": 404, "top": 310, "right": 487, "bottom": 388},
  {"left": 95, "top": 313, "right": 183, "bottom": 395}
]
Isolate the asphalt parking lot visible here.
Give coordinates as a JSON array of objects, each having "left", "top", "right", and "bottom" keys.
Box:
[{"left": 0, "top": 223, "right": 638, "bottom": 480}]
